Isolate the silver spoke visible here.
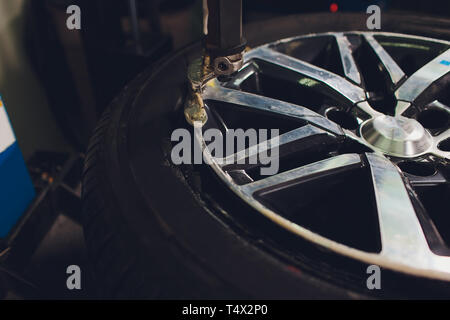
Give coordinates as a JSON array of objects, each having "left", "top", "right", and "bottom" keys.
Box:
[
  {"left": 364, "top": 34, "right": 406, "bottom": 87},
  {"left": 343, "top": 128, "right": 377, "bottom": 152},
  {"left": 217, "top": 125, "right": 333, "bottom": 169},
  {"left": 431, "top": 149, "right": 450, "bottom": 159},
  {"left": 395, "top": 48, "right": 450, "bottom": 104},
  {"left": 245, "top": 46, "right": 367, "bottom": 104},
  {"left": 394, "top": 100, "right": 413, "bottom": 116},
  {"left": 228, "top": 63, "right": 259, "bottom": 88},
  {"left": 436, "top": 128, "right": 450, "bottom": 141},
  {"left": 335, "top": 33, "right": 362, "bottom": 85},
  {"left": 241, "top": 154, "right": 362, "bottom": 196},
  {"left": 203, "top": 83, "right": 343, "bottom": 135},
  {"left": 354, "top": 101, "right": 382, "bottom": 119},
  {"left": 365, "top": 153, "right": 431, "bottom": 264}
]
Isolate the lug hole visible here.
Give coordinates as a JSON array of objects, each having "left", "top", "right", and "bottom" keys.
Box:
[
  {"left": 398, "top": 161, "right": 436, "bottom": 177},
  {"left": 326, "top": 109, "right": 358, "bottom": 130},
  {"left": 438, "top": 138, "right": 450, "bottom": 152},
  {"left": 218, "top": 62, "right": 228, "bottom": 71},
  {"left": 417, "top": 108, "right": 449, "bottom": 129}
]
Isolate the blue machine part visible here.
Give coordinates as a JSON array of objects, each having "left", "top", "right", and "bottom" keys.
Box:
[{"left": 0, "top": 97, "right": 35, "bottom": 238}]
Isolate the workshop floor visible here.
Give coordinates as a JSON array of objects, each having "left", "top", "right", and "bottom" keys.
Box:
[
  {"left": 22, "top": 213, "right": 96, "bottom": 299},
  {"left": 1, "top": 152, "right": 98, "bottom": 299}
]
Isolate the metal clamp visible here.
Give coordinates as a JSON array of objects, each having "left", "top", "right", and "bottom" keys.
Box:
[{"left": 213, "top": 53, "right": 244, "bottom": 76}]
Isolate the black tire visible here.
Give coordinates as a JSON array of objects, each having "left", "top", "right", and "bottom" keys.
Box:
[{"left": 82, "top": 12, "right": 450, "bottom": 298}]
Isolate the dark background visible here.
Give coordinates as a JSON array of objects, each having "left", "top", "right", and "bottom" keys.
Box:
[{"left": 25, "top": 0, "right": 450, "bottom": 150}]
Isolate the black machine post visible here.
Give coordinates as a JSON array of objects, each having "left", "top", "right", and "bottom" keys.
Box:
[
  {"left": 205, "top": 0, "right": 246, "bottom": 76},
  {"left": 184, "top": 0, "right": 246, "bottom": 125}
]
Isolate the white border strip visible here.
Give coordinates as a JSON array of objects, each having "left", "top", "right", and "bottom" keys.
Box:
[{"left": 0, "top": 100, "right": 16, "bottom": 153}]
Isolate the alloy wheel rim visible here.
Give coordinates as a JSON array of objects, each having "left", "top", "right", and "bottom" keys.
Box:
[{"left": 196, "top": 32, "right": 450, "bottom": 281}]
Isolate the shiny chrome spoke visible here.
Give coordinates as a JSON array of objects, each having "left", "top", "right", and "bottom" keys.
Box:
[
  {"left": 245, "top": 46, "right": 367, "bottom": 104},
  {"left": 395, "top": 48, "right": 450, "bottom": 107},
  {"left": 394, "top": 101, "right": 413, "bottom": 117},
  {"left": 203, "top": 83, "right": 343, "bottom": 135},
  {"left": 395, "top": 89, "right": 450, "bottom": 116},
  {"left": 241, "top": 154, "right": 362, "bottom": 196},
  {"left": 343, "top": 128, "right": 377, "bottom": 152},
  {"left": 227, "top": 63, "right": 259, "bottom": 89},
  {"left": 354, "top": 101, "right": 383, "bottom": 119},
  {"left": 217, "top": 125, "right": 334, "bottom": 170},
  {"left": 366, "top": 153, "right": 431, "bottom": 264},
  {"left": 335, "top": 33, "right": 362, "bottom": 85},
  {"left": 364, "top": 34, "right": 406, "bottom": 87},
  {"left": 436, "top": 128, "right": 450, "bottom": 141},
  {"left": 431, "top": 149, "right": 450, "bottom": 159},
  {"left": 395, "top": 97, "right": 450, "bottom": 117}
]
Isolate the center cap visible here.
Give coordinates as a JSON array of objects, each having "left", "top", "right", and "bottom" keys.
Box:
[{"left": 360, "top": 115, "right": 433, "bottom": 157}]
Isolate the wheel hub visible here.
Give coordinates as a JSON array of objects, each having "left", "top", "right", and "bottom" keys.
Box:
[{"left": 361, "top": 115, "right": 433, "bottom": 157}]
